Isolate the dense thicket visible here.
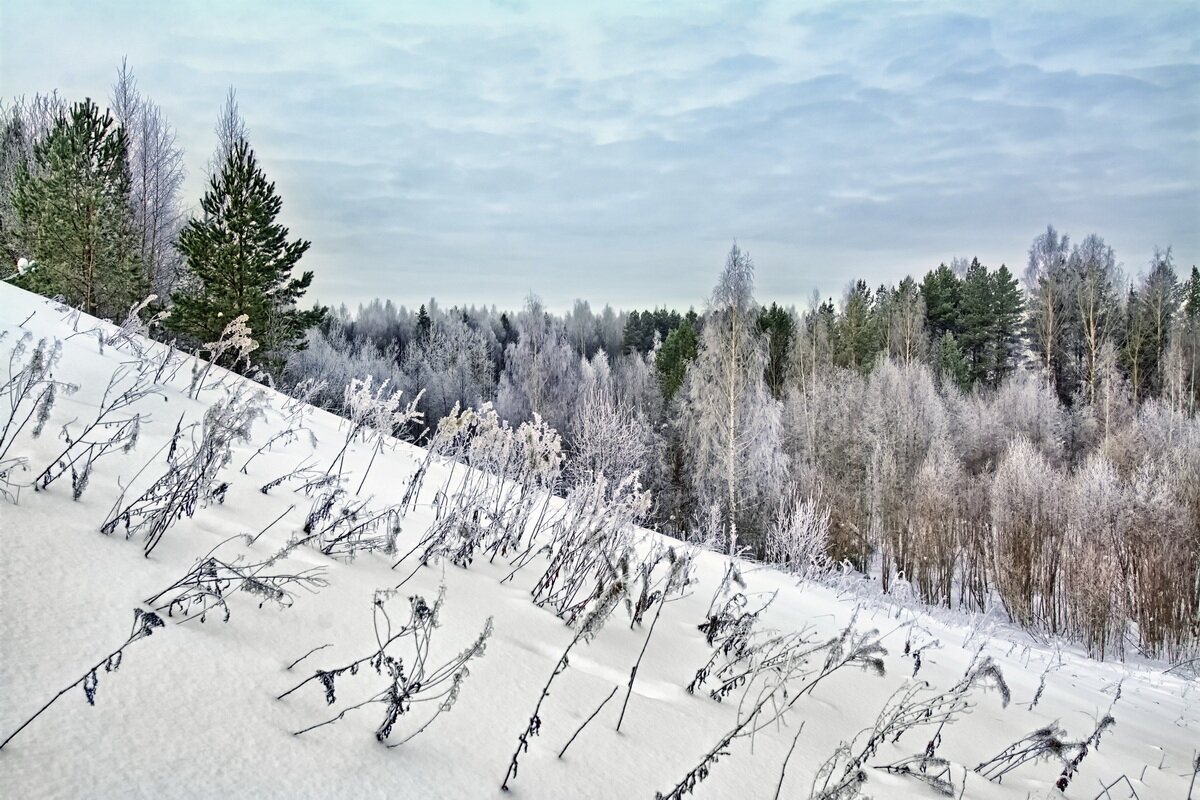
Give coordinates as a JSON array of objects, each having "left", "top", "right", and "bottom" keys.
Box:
[{"left": 286, "top": 238, "right": 1199, "bottom": 659}]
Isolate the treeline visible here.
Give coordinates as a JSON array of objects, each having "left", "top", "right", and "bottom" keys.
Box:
[
  {"left": 1, "top": 63, "right": 324, "bottom": 376},
  {"left": 289, "top": 240, "right": 1200, "bottom": 659}
]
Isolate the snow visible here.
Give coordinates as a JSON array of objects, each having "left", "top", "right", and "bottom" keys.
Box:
[{"left": 0, "top": 281, "right": 1195, "bottom": 799}]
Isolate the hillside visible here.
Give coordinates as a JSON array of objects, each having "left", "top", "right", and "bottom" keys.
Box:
[{"left": 0, "top": 281, "right": 1195, "bottom": 799}]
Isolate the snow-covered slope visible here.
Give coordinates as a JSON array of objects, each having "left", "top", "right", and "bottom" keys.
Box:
[{"left": 0, "top": 283, "right": 1195, "bottom": 799}]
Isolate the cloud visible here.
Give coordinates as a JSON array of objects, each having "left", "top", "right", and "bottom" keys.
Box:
[{"left": 1, "top": 0, "right": 1196, "bottom": 310}]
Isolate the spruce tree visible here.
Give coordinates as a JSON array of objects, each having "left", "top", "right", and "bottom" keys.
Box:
[
  {"left": 11, "top": 98, "right": 142, "bottom": 318},
  {"left": 169, "top": 139, "right": 324, "bottom": 374}
]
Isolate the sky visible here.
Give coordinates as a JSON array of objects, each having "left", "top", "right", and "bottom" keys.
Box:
[{"left": 1, "top": 0, "right": 1197, "bottom": 313}]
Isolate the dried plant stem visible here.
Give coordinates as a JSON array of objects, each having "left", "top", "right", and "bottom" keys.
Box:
[
  {"left": 558, "top": 685, "right": 618, "bottom": 759},
  {"left": 616, "top": 590, "right": 668, "bottom": 733},
  {"left": 0, "top": 610, "right": 163, "bottom": 751},
  {"left": 773, "top": 723, "right": 805, "bottom": 800},
  {"left": 501, "top": 630, "right": 584, "bottom": 791}
]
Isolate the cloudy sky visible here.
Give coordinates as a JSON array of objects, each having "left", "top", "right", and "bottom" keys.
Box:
[{"left": 2, "top": 0, "right": 1197, "bottom": 312}]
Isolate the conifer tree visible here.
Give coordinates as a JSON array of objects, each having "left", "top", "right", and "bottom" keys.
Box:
[
  {"left": 834, "top": 279, "right": 879, "bottom": 373},
  {"left": 991, "top": 264, "right": 1024, "bottom": 384},
  {"left": 655, "top": 318, "right": 698, "bottom": 402},
  {"left": 169, "top": 139, "right": 324, "bottom": 374},
  {"left": 933, "top": 332, "right": 970, "bottom": 393},
  {"left": 920, "top": 263, "right": 961, "bottom": 340},
  {"left": 958, "top": 258, "right": 995, "bottom": 386},
  {"left": 11, "top": 98, "right": 142, "bottom": 318},
  {"left": 756, "top": 302, "right": 794, "bottom": 398}
]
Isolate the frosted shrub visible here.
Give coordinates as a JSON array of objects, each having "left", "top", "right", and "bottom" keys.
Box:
[
  {"left": 989, "top": 436, "right": 1065, "bottom": 631},
  {"left": 820, "top": 654, "right": 1009, "bottom": 799},
  {"left": 297, "top": 484, "right": 403, "bottom": 560},
  {"left": 908, "top": 438, "right": 968, "bottom": 607},
  {"left": 35, "top": 360, "right": 160, "bottom": 499},
  {"left": 1, "top": 540, "right": 325, "bottom": 751},
  {"left": 1, "top": 334, "right": 79, "bottom": 501},
  {"left": 501, "top": 566, "right": 629, "bottom": 791},
  {"left": 764, "top": 488, "right": 831, "bottom": 580},
  {"left": 1063, "top": 454, "right": 1128, "bottom": 657},
  {"left": 104, "top": 294, "right": 170, "bottom": 356},
  {"left": 399, "top": 405, "right": 562, "bottom": 571},
  {"left": 328, "top": 375, "right": 423, "bottom": 486}
]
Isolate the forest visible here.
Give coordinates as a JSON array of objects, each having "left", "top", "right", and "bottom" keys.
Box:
[{"left": 3, "top": 67, "right": 1199, "bottom": 661}]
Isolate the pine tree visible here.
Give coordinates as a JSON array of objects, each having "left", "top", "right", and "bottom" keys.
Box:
[
  {"left": 834, "top": 280, "right": 880, "bottom": 373},
  {"left": 1181, "top": 266, "right": 1200, "bottom": 413},
  {"left": 958, "top": 258, "right": 995, "bottom": 387},
  {"left": 991, "top": 264, "right": 1024, "bottom": 384},
  {"left": 415, "top": 303, "right": 432, "bottom": 345},
  {"left": 169, "top": 139, "right": 324, "bottom": 374},
  {"left": 920, "top": 263, "right": 961, "bottom": 340},
  {"left": 933, "top": 332, "right": 970, "bottom": 393},
  {"left": 11, "top": 99, "right": 142, "bottom": 318}
]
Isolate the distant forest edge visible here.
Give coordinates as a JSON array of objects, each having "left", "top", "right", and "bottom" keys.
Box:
[{"left": 2, "top": 69, "right": 1198, "bottom": 661}]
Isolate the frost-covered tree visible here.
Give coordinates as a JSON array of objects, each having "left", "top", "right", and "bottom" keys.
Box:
[
  {"left": 676, "top": 244, "right": 786, "bottom": 551},
  {"left": 568, "top": 351, "right": 654, "bottom": 487},
  {"left": 884, "top": 277, "right": 926, "bottom": 365},
  {"left": 1025, "top": 225, "right": 1071, "bottom": 396},
  {"left": 110, "top": 59, "right": 186, "bottom": 298},
  {"left": 1068, "top": 234, "right": 1120, "bottom": 405},
  {"left": 403, "top": 314, "right": 493, "bottom": 424},
  {"left": 210, "top": 88, "right": 247, "bottom": 176},
  {"left": 861, "top": 359, "right": 948, "bottom": 591},
  {"left": 494, "top": 295, "right": 579, "bottom": 436},
  {"left": 990, "top": 436, "right": 1065, "bottom": 631}
]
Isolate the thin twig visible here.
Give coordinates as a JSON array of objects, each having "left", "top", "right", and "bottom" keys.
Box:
[{"left": 286, "top": 643, "right": 332, "bottom": 671}]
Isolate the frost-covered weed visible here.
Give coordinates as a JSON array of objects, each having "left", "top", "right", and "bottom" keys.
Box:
[
  {"left": 101, "top": 388, "right": 265, "bottom": 555},
  {"left": 281, "top": 587, "right": 492, "bottom": 746}
]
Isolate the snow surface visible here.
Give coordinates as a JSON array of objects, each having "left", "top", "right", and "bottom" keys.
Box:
[{"left": 0, "top": 282, "right": 1195, "bottom": 800}]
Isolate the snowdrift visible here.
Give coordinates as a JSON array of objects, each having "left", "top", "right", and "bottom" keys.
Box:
[{"left": 0, "top": 282, "right": 1195, "bottom": 799}]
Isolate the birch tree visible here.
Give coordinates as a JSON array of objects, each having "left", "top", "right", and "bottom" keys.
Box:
[
  {"left": 1025, "top": 226, "right": 1070, "bottom": 396},
  {"left": 677, "top": 244, "right": 786, "bottom": 551},
  {"left": 111, "top": 59, "right": 187, "bottom": 297}
]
